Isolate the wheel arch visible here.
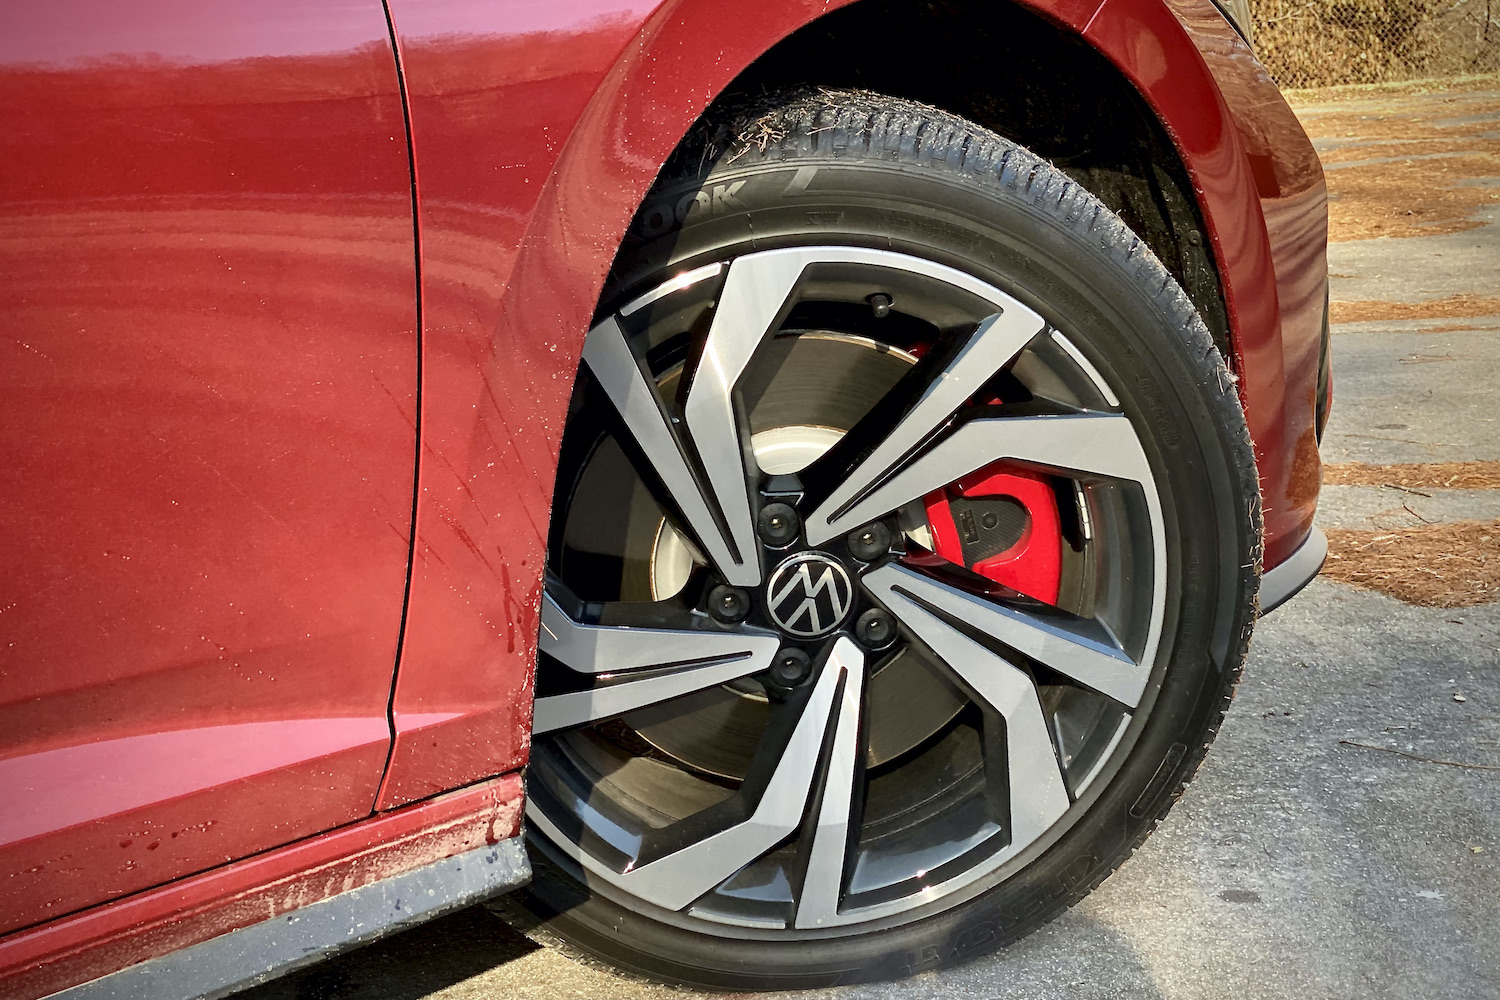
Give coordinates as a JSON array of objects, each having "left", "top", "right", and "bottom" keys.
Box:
[
  {"left": 501, "top": 0, "right": 1282, "bottom": 384},
  {"left": 656, "top": 0, "right": 1246, "bottom": 361},
  {"left": 498, "top": 0, "right": 1287, "bottom": 547}
]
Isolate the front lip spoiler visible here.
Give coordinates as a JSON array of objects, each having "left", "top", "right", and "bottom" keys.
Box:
[{"left": 1258, "top": 526, "right": 1328, "bottom": 616}]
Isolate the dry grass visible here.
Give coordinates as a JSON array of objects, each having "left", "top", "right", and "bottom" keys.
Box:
[
  {"left": 1324, "top": 152, "right": 1500, "bottom": 240},
  {"left": 1323, "top": 519, "right": 1500, "bottom": 606},
  {"left": 1423, "top": 322, "right": 1500, "bottom": 333},
  {"left": 1329, "top": 294, "right": 1500, "bottom": 323},
  {"left": 1323, "top": 461, "right": 1500, "bottom": 489}
]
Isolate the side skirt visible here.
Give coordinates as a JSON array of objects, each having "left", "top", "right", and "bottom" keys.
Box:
[
  {"left": 48, "top": 837, "right": 529, "bottom": 1000},
  {"left": 3, "top": 773, "right": 525, "bottom": 1000}
]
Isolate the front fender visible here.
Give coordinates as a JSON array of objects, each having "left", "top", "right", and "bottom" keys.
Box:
[{"left": 380, "top": 0, "right": 1294, "bottom": 805}]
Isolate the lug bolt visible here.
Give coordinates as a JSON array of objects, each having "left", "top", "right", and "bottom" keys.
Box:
[
  {"left": 757, "top": 502, "right": 800, "bottom": 546},
  {"left": 708, "top": 585, "right": 752, "bottom": 624},
  {"left": 846, "top": 522, "right": 892, "bottom": 562},
  {"left": 771, "top": 647, "right": 813, "bottom": 686},
  {"left": 868, "top": 293, "right": 893, "bottom": 319},
  {"left": 855, "top": 608, "right": 896, "bottom": 649}
]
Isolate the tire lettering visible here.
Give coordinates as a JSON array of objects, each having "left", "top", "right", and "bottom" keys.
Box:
[
  {"left": 1134, "top": 376, "right": 1180, "bottom": 447},
  {"left": 711, "top": 180, "right": 746, "bottom": 212},
  {"left": 906, "top": 945, "right": 942, "bottom": 973},
  {"left": 638, "top": 202, "right": 673, "bottom": 237},
  {"left": 676, "top": 190, "right": 710, "bottom": 223},
  {"left": 636, "top": 181, "right": 748, "bottom": 237},
  {"left": 783, "top": 165, "right": 818, "bottom": 195}
]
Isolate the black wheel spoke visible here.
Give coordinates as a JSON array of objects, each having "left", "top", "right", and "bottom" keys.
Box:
[{"left": 799, "top": 309, "right": 1046, "bottom": 544}]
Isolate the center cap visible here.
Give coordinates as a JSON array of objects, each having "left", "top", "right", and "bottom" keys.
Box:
[{"left": 765, "top": 552, "right": 854, "bottom": 639}]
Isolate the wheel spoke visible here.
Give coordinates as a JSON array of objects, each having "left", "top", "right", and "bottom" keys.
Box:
[
  {"left": 803, "top": 309, "right": 1045, "bottom": 546},
  {"left": 793, "top": 639, "right": 865, "bottom": 928},
  {"left": 533, "top": 591, "right": 781, "bottom": 733},
  {"left": 814, "top": 411, "right": 1151, "bottom": 548},
  {"left": 582, "top": 314, "right": 759, "bottom": 586},
  {"left": 539, "top": 590, "right": 773, "bottom": 674},
  {"left": 531, "top": 639, "right": 866, "bottom": 913},
  {"left": 864, "top": 563, "right": 1148, "bottom": 708},
  {"left": 865, "top": 571, "right": 1071, "bottom": 847},
  {"left": 684, "top": 251, "right": 812, "bottom": 576}
]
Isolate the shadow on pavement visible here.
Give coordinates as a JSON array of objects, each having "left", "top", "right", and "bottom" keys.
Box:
[
  {"left": 239, "top": 905, "right": 542, "bottom": 1000},
  {"left": 239, "top": 897, "right": 1175, "bottom": 1000}
]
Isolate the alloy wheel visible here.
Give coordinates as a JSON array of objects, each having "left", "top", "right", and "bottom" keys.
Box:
[{"left": 528, "top": 245, "right": 1169, "bottom": 933}]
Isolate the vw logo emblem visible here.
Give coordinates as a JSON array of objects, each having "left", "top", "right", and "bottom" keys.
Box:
[{"left": 766, "top": 553, "right": 854, "bottom": 638}]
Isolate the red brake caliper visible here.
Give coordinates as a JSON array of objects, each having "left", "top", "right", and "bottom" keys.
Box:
[{"left": 921, "top": 464, "right": 1063, "bottom": 604}]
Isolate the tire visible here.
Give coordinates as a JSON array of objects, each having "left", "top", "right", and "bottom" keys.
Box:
[{"left": 499, "top": 90, "right": 1262, "bottom": 989}]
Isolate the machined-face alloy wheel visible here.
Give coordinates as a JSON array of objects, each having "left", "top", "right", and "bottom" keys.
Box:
[{"left": 506, "top": 93, "right": 1261, "bottom": 989}]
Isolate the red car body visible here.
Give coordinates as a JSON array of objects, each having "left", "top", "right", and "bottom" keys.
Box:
[{"left": 0, "top": 0, "right": 1326, "bottom": 995}]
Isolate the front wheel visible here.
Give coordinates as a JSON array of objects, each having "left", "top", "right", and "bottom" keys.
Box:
[{"left": 500, "top": 91, "right": 1261, "bottom": 989}]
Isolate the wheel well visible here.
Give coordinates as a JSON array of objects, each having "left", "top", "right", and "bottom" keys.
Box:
[{"left": 681, "top": 0, "right": 1233, "bottom": 360}]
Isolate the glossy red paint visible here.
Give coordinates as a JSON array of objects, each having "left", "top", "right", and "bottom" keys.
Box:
[
  {"left": 1083, "top": 0, "right": 1305, "bottom": 570},
  {"left": 0, "top": 0, "right": 416, "bottom": 930},
  {"left": 373, "top": 0, "right": 660, "bottom": 807},
  {"left": 1165, "top": 0, "right": 1328, "bottom": 565},
  {"left": 0, "top": 772, "right": 523, "bottom": 1000}
]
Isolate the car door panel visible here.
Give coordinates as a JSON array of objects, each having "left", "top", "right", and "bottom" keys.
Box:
[{"left": 0, "top": 0, "right": 417, "bottom": 931}]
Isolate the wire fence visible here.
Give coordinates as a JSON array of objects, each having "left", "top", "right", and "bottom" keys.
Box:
[{"left": 1251, "top": 0, "right": 1500, "bottom": 88}]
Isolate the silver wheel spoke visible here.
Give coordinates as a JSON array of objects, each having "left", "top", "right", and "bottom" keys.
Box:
[
  {"left": 793, "top": 639, "right": 866, "bottom": 928},
  {"left": 866, "top": 572, "right": 1071, "bottom": 847},
  {"left": 533, "top": 592, "right": 780, "bottom": 733},
  {"left": 804, "top": 309, "right": 1045, "bottom": 546},
  {"left": 864, "top": 563, "right": 1148, "bottom": 708},
  {"left": 684, "top": 252, "right": 811, "bottom": 578},
  {"left": 815, "top": 412, "right": 1151, "bottom": 547},
  {"left": 592, "top": 247, "right": 1053, "bottom": 571},
  {"left": 532, "top": 639, "right": 866, "bottom": 913},
  {"left": 582, "top": 314, "right": 759, "bottom": 586}
]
